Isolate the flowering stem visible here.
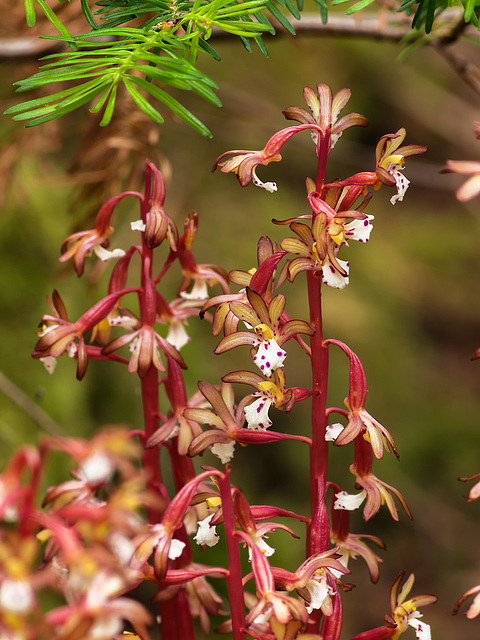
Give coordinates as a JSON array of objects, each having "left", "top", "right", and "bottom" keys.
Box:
[
  {"left": 307, "top": 271, "right": 330, "bottom": 557},
  {"left": 138, "top": 170, "right": 181, "bottom": 639},
  {"left": 306, "top": 271, "right": 330, "bottom": 637},
  {"left": 219, "top": 467, "right": 246, "bottom": 640}
]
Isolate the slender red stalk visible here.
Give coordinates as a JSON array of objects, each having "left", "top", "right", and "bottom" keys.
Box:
[
  {"left": 306, "top": 131, "right": 333, "bottom": 633},
  {"left": 138, "top": 167, "right": 195, "bottom": 639},
  {"left": 219, "top": 467, "right": 246, "bottom": 640}
]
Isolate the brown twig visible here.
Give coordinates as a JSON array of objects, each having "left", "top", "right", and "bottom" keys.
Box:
[{"left": 0, "top": 370, "right": 65, "bottom": 437}]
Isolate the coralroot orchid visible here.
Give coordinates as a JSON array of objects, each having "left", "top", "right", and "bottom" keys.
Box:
[
  {"left": 283, "top": 83, "right": 369, "bottom": 151},
  {"left": 59, "top": 191, "right": 142, "bottom": 277},
  {"left": 20, "top": 84, "right": 435, "bottom": 640},
  {"left": 214, "top": 287, "right": 314, "bottom": 375},
  {"left": 350, "top": 572, "right": 437, "bottom": 640},
  {"left": 213, "top": 124, "right": 322, "bottom": 192},
  {"left": 332, "top": 128, "right": 427, "bottom": 205}
]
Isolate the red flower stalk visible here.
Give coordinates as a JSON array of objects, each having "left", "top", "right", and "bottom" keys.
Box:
[{"left": 145, "top": 356, "right": 204, "bottom": 455}]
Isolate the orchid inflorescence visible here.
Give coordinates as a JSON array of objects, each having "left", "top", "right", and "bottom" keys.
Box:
[{"left": 0, "top": 84, "right": 437, "bottom": 640}]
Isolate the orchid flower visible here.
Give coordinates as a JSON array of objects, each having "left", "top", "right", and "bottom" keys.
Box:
[
  {"left": 213, "top": 124, "right": 322, "bottom": 192},
  {"left": 214, "top": 288, "right": 314, "bottom": 376}
]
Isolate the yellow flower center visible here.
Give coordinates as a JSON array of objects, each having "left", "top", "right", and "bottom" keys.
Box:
[
  {"left": 258, "top": 380, "right": 283, "bottom": 404},
  {"left": 207, "top": 496, "right": 222, "bottom": 509},
  {"left": 328, "top": 220, "right": 345, "bottom": 245},
  {"left": 254, "top": 323, "right": 274, "bottom": 340},
  {"left": 382, "top": 153, "right": 405, "bottom": 168}
]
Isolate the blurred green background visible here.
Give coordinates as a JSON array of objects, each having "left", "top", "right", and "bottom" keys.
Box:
[{"left": 2, "top": 14, "right": 480, "bottom": 639}]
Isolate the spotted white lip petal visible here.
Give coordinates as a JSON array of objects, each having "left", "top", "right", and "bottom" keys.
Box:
[
  {"left": 253, "top": 338, "right": 286, "bottom": 377},
  {"left": 334, "top": 489, "right": 367, "bottom": 511},
  {"left": 409, "top": 613, "right": 432, "bottom": 640},
  {"left": 252, "top": 168, "right": 277, "bottom": 193},
  {"left": 244, "top": 396, "right": 273, "bottom": 430},
  {"left": 211, "top": 440, "right": 235, "bottom": 464},
  {"left": 80, "top": 451, "right": 114, "bottom": 485},
  {"left": 390, "top": 167, "right": 410, "bottom": 204},
  {"left": 325, "top": 423, "right": 345, "bottom": 442},
  {"left": 180, "top": 279, "right": 209, "bottom": 300},
  {"left": 247, "top": 534, "right": 275, "bottom": 561},
  {"left": 0, "top": 578, "right": 35, "bottom": 613},
  {"left": 321, "top": 258, "right": 349, "bottom": 289},
  {"left": 40, "top": 355, "right": 57, "bottom": 374},
  {"left": 344, "top": 215, "right": 374, "bottom": 242}
]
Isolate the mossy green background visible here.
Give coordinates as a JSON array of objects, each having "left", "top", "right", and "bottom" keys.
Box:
[{"left": 1, "top": 22, "right": 480, "bottom": 639}]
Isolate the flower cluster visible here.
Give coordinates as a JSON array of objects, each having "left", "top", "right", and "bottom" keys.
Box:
[{"left": 23, "top": 83, "right": 436, "bottom": 640}]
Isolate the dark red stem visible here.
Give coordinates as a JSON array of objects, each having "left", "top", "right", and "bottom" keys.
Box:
[{"left": 219, "top": 468, "right": 246, "bottom": 640}]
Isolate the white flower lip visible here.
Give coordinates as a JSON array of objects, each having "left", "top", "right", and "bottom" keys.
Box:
[
  {"left": 194, "top": 514, "right": 220, "bottom": 547},
  {"left": 325, "top": 423, "right": 345, "bottom": 442},
  {"left": 244, "top": 396, "right": 273, "bottom": 430},
  {"left": 333, "top": 489, "right": 366, "bottom": 511},
  {"left": 211, "top": 440, "right": 235, "bottom": 464},
  {"left": 253, "top": 338, "right": 286, "bottom": 377},
  {"left": 93, "top": 245, "right": 126, "bottom": 261},
  {"left": 168, "top": 538, "right": 186, "bottom": 560}
]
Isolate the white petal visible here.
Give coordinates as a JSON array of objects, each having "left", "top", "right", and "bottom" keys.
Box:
[
  {"left": 0, "top": 579, "right": 34, "bottom": 613},
  {"left": 334, "top": 489, "right": 366, "bottom": 511},
  {"left": 90, "top": 617, "right": 123, "bottom": 638},
  {"left": 248, "top": 534, "right": 275, "bottom": 560},
  {"left": 80, "top": 452, "right": 114, "bottom": 485},
  {"left": 168, "top": 539, "right": 186, "bottom": 560},
  {"left": 194, "top": 515, "right": 220, "bottom": 547},
  {"left": 40, "top": 355, "right": 57, "bottom": 374},
  {"left": 253, "top": 338, "right": 286, "bottom": 377},
  {"left": 252, "top": 169, "right": 277, "bottom": 193},
  {"left": 131, "top": 219, "right": 146, "bottom": 231},
  {"left": 255, "top": 537, "right": 275, "bottom": 557},
  {"left": 109, "top": 314, "right": 138, "bottom": 329},
  {"left": 66, "top": 342, "right": 78, "bottom": 358},
  {"left": 93, "top": 245, "right": 126, "bottom": 261},
  {"left": 325, "top": 423, "right": 345, "bottom": 441},
  {"left": 330, "top": 550, "right": 350, "bottom": 579},
  {"left": 390, "top": 168, "right": 410, "bottom": 205},
  {"left": 322, "top": 258, "right": 349, "bottom": 289},
  {"left": 305, "top": 577, "right": 330, "bottom": 614},
  {"left": 211, "top": 440, "right": 235, "bottom": 464},
  {"left": 344, "top": 215, "right": 374, "bottom": 242},
  {"left": 409, "top": 614, "right": 432, "bottom": 640},
  {"left": 244, "top": 396, "right": 273, "bottom": 430},
  {"left": 180, "top": 279, "right": 209, "bottom": 300},
  {"left": 331, "top": 130, "right": 343, "bottom": 149},
  {"left": 166, "top": 321, "right": 190, "bottom": 350}
]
